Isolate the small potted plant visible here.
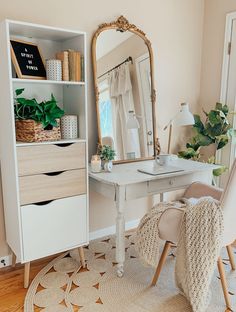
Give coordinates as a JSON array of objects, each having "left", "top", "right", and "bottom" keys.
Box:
[
  {"left": 97, "top": 144, "right": 116, "bottom": 172},
  {"left": 14, "top": 88, "right": 64, "bottom": 142}
]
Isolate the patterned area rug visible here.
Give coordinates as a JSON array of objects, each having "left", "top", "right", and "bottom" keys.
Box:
[{"left": 24, "top": 233, "right": 236, "bottom": 311}]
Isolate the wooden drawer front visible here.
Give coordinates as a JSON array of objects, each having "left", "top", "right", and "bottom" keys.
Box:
[
  {"left": 19, "top": 169, "right": 86, "bottom": 205},
  {"left": 17, "top": 142, "right": 86, "bottom": 176},
  {"left": 21, "top": 195, "right": 88, "bottom": 262},
  {"left": 148, "top": 173, "right": 195, "bottom": 194}
]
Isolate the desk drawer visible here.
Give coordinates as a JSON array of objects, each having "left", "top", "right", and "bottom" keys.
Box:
[
  {"left": 148, "top": 174, "right": 196, "bottom": 194},
  {"left": 19, "top": 169, "right": 86, "bottom": 205},
  {"left": 21, "top": 195, "right": 87, "bottom": 262},
  {"left": 17, "top": 142, "right": 85, "bottom": 176}
]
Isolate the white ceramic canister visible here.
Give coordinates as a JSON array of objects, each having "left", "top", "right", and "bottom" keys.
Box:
[
  {"left": 46, "top": 59, "right": 62, "bottom": 81},
  {"left": 60, "top": 115, "right": 78, "bottom": 139}
]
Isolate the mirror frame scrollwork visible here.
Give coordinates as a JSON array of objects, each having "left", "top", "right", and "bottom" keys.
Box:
[{"left": 92, "top": 15, "right": 158, "bottom": 163}]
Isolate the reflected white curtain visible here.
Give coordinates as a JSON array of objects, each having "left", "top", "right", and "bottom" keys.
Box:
[{"left": 109, "top": 63, "right": 141, "bottom": 160}]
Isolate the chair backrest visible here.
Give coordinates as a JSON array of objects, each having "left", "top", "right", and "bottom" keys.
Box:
[
  {"left": 183, "top": 181, "right": 222, "bottom": 200},
  {"left": 220, "top": 158, "right": 236, "bottom": 246}
]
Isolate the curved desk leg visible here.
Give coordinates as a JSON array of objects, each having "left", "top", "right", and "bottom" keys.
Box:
[{"left": 115, "top": 185, "right": 126, "bottom": 277}]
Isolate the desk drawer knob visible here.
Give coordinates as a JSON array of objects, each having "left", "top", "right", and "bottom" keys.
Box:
[{"left": 169, "top": 180, "right": 174, "bottom": 185}]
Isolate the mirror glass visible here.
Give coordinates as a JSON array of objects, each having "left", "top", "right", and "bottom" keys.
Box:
[{"left": 94, "top": 24, "right": 156, "bottom": 162}]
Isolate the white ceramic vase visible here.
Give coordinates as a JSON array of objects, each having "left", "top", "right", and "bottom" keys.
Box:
[
  {"left": 60, "top": 115, "right": 78, "bottom": 139},
  {"left": 103, "top": 160, "right": 113, "bottom": 172},
  {"left": 46, "top": 59, "right": 62, "bottom": 81}
]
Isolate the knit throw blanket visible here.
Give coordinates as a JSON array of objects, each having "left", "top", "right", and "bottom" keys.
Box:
[{"left": 135, "top": 197, "right": 223, "bottom": 312}]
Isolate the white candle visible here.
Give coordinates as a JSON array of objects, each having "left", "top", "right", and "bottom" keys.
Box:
[{"left": 91, "top": 155, "right": 101, "bottom": 173}]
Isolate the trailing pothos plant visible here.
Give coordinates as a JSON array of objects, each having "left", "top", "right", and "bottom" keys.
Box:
[
  {"left": 14, "top": 88, "right": 64, "bottom": 129},
  {"left": 178, "top": 103, "right": 234, "bottom": 176}
]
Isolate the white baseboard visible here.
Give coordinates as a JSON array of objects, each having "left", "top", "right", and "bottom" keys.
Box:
[{"left": 89, "top": 218, "right": 140, "bottom": 241}]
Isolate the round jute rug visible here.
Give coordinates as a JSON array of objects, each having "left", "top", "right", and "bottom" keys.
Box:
[{"left": 24, "top": 234, "right": 236, "bottom": 312}]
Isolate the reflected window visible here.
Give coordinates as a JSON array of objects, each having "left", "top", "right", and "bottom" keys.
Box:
[{"left": 98, "top": 79, "right": 114, "bottom": 140}]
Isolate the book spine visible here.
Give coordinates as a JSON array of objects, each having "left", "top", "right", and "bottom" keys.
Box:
[
  {"left": 63, "top": 51, "right": 69, "bottom": 81},
  {"left": 56, "top": 51, "right": 69, "bottom": 81},
  {"left": 76, "top": 52, "right": 81, "bottom": 82},
  {"left": 81, "top": 55, "right": 84, "bottom": 82},
  {"left": 68, "top": 50, "right": 75, "bottom": 81}
]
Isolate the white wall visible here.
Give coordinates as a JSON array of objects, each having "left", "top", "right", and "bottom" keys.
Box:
[
  {"left": 200, "top": 0, "right": 236, "bottom": 112},
  {"left": 0, "top": 0, "right": 205, "bottom": 257}
]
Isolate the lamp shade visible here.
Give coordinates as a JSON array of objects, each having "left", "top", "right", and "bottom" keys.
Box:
[
  {"left": 174, "top": 103, "right": 195, "bottom": 127},
  {"left": 127, "top": 110, "right": 140, "bottom": 129}
]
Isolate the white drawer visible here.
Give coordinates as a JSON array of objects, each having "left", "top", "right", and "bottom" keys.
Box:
[
  {"left": 148, "top": 174, "right": 196, "bottom": 194},
  {"left": 19, "top": 169, "right": 86, "bottom": 205},
  {"left": 17, "top": 142, "right": 86, "bottom": 176},
  {"left": 21, "top": 195, "right": 87, "bottom": 262}
]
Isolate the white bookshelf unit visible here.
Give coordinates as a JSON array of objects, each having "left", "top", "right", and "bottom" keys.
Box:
[{"left": 0, "top": 20, "right": 88, "bottom": 287}]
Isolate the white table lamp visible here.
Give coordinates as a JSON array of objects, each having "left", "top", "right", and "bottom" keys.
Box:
[{"left": 164, "top": 103, "right": 194, "bottom": 153}]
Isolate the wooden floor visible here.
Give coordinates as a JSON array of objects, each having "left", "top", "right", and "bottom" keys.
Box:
[{"left": 0, "top": 254, "right": 58, "bottom": 312}]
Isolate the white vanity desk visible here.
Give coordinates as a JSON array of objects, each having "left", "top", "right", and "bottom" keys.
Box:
[{"left": 89, "top": 158, "right": 218, "bottom": 277}]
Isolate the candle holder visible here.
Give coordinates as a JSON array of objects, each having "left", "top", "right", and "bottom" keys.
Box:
[{"left": 91, "top": 155, "right": 101, "bottom": 173}]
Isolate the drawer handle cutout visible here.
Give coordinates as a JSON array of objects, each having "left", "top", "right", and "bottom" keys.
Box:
[
  {"left": 34, "top": 200, "right": 54, "bottom": 206},
  {"left": 55, "top": 143, "right": 73, "bottom": 147},
  {"left": 43, "top": 171, "right": 64, "bottom": 176}
]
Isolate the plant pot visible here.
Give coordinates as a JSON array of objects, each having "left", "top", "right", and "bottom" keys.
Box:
[
  {"left": 15, "top": 119, "right": 61, "bottom": 143},
  {"left": 103, "top": 160, "right": 113, "bottom": 172},
  {"left": 199, "top": 143, "right": 217, "bottom": 162}
]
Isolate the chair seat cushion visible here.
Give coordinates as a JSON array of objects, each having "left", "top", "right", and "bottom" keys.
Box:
[{"left": 158, "top": 207, "right": 184, "bottom": 242}]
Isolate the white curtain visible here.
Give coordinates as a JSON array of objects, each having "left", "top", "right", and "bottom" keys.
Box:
[{"left": 109, "top": 63, "right": 141, "bottom": 160}]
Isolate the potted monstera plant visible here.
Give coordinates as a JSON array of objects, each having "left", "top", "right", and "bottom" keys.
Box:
[
  {"left": 178, "top": 102, "right": 233, "bottom": 176},
  {"left": 14, "top": 88, "right": 64, "bottom": 142}
]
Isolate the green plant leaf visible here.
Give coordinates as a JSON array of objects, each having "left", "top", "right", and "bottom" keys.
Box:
[
  {"left": 215, "top": 134, "right": 229, "bottom": 150},
  {"left": 222, "top": 104, "right": 229, "bottom": 116},
  {"left": 16, "top": 98, "right": 38, "bottom": 107},
  {"left": 207, "top": 156, "right": 215, "bottom": 164},
  {"left": 15, "top": 88, "right": 25, "bottom": 96},
  {"left": 178, "top": 148, "right": 200, "bottom": 160},
  {"left": 49, "top": 119, "right": 58, "bottom": 127},
  {"left": 215, "top": 102, "right": 223, "bottom": 111},
  {"left": 213, "top": 166, "right": 227, "bottom": 176},
  {"left": 208, "top": 110, "right": 221, "bottom": 126},
  {"left": 194, "top": 133, "right": 213, "bottom": 146},
  {"left": 205, "top": 122, "right": 223, "bottom": 138},
  {"left": 51, "top": 93, "right": 56, "bottom": 103},
  {"left": 193, "top": 114, "right": 205, "bottom": 133}
]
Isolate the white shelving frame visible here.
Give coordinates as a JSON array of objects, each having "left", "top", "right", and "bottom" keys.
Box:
[{"left": 0, "top": 19, "right": 89, "bottom": 264}]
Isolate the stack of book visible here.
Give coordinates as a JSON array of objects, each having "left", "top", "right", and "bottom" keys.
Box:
[{"left": 56, "top": 50, "right": 84, "bottom": 82}]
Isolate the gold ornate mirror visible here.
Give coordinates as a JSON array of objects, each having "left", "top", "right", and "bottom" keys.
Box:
[{"left": 92, "top": 16, "right": 158, "bottom": 163}]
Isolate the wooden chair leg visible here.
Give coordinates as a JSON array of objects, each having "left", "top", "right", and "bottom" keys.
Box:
[
  {"left": 24, "top": 262, "right": 30, "bottom": 289},
  {"left": 226, "top": 245, "right": 235, "bottom": 270},
  {"left": 217, "top": 257, "right": 232, "bottom": 310},
  {"left": 12, "top": 252, "right": 16, "bottom": 268},
  {"left": 78, "top": 246, "right": 86, "bottom": 268},
  {"left": 151, "top": 241, "right": 172, "bottom": 286}
]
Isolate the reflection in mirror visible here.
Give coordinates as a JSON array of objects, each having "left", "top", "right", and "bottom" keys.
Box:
[{"left": 92, "top": 16, "right": 157, "bottom": 163}]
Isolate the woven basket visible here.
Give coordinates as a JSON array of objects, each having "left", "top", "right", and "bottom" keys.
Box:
[{"left": 15, "top": 119, "right": 61, "bottom": 143}]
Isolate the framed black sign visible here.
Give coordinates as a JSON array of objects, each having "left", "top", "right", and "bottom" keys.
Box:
[{"left": 10, "top": 39, "right": 46, "bottom": 79}]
